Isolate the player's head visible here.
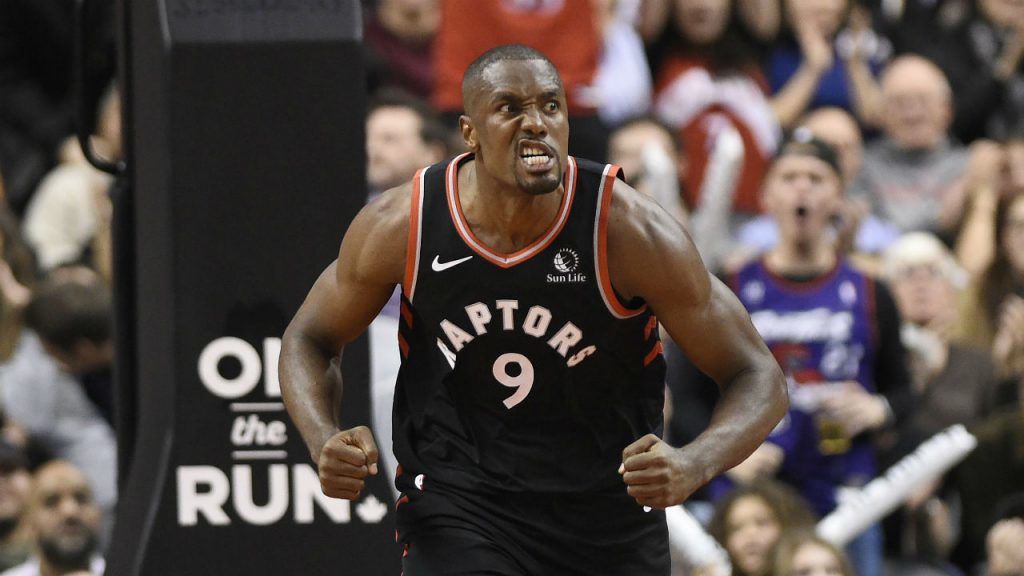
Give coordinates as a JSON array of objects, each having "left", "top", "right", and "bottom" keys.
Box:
[
  {"left": 709, "top": 481, "right": 816, "bottom": 576},
  {"left": 459, "top": 44, "right": 569, "bottom": 196},
  {"left": 762, "top": 131, "right": 844, "bottom": 248}
]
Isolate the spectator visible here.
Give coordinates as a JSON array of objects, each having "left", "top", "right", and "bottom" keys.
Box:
[
  {"left": 722, "top": 134, "right": 911, "bottom": 576},
  {"left": 957, "top": 189, "right": 1024, "bottom": 379},
  {"left": 364, "top": 0, "right": 440, "bottom": 99},
  {"left": 653, "top": 0, "right": 781, "bottom": 217},
  {"left": 955, "top": 138, "right": 1020, "bottom": 278},
  {"left": 767, "top": 0, "right": 889, "bottom": 127},
  {"left": 853, "top": 55, "right": 972, "bottom": 238},
  {"left": 1, "top": 267, "right": 117, "bottom": 539},
  {"left": 707, "top": 481, "right": 817, "bottom": 576},
  {"left": 0, "top": 461, "right": 104, "bottom": 576},
  {"left": 985, "top": 516, "right": 1024, "bottom": 576},
  {"left": 607, "top": 116, "right": 687, "bottom": 224},
  {"left": 0, "top": 443, "right": 31, "bottom": 571},
  {"left": 432, "top": 1, "right": 607, "bottom": 160},
  {"left": 882, "top": 232, "right": 999, "bottom": 442},
  {"left": 772, "top": 531, "right": 855, "bottom": 576},
  {"left": 0, "top": 0, "right": 115, "bottom": 211},
  {"left": 884, "top": 0, "right": 1024, "bottom": 143},
  {"left": 586, "top": 0, "right": 654, "bottom": 126},
  {"left": 951, "top": 380, "right": 1024, "bottom": 570},
  {"left": 21, "top": 86, "right": 120, "bottom": 280},
  {"left": 735, "top": 108, "right": 901, "bottom": 265},
  {"left": 23, "top": 268, "right": 113, "bottom": 427},
  {"left": 366, "top": 89, "right": 448, "bottom": 199},
  {"left": 880, "top": 232, "right": 1000, "bottom": 570}
]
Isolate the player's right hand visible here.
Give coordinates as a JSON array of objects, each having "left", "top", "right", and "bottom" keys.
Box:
[{"left": 317, "top": 425, "right": 379, "bottom": 500}]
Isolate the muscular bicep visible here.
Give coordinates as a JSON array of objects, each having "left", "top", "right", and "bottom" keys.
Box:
[
  {"left": 657, "top": 275, "right": 772, "bottom": 387},
  {"left": 286, "top": 190, "right": 407, "bottom": 353},
  {"left": 608, "top": 181, "right": 772, "bottom": 386}
]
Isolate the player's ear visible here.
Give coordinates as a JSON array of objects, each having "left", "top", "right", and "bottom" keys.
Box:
[{"left": 459, "top": 115, "right": 478, "bottom": 151}]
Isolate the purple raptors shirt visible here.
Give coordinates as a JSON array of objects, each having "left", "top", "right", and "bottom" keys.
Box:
[{"left": 729, "top": 258, "right": 880, "bottom": 516}]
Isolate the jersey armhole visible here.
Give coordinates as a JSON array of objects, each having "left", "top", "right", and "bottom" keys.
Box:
[
  {"left": 402, "top": 168, "right": 426, "bottom": 303},
  {"left": 594, "top": 164, "right": 648, "bottom": 319}
]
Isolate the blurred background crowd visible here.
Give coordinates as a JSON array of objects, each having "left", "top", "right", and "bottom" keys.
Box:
[{"left": 2, "top": 0, "right": 1024, "bottom": 574}]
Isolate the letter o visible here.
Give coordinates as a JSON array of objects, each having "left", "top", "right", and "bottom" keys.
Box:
[{"left": 198, "top": 337, "right": 262, "bottom": 398}]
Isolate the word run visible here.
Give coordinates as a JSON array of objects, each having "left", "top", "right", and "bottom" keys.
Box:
[
  {"left": 438, "top": 300, "right": 596, "bottom": 367},
  {"left": 177, "top": 464, "right": 388, "bottom": 526}
]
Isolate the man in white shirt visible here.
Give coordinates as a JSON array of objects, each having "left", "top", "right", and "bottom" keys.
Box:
[{"left": 0, "top": 461, "right": 104, "bottom": 576}]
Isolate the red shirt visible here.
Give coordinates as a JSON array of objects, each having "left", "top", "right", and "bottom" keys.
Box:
[
  {"left": 655, "top": 55, "right": 780, "bottom": 215},
  {"left": 433, "top": 0, "right": 599, "bottom": 115}
]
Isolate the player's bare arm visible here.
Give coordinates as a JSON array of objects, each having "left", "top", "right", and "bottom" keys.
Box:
[
  {"left": 608, "top": 179, "right": 788, "bottom": 509},
  {"left": 279, "top": 183, "right": 409, "bottom": 500}
]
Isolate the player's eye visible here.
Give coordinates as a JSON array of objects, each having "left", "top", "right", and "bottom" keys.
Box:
[{"left": 545, "top": 101, "right": 559, "bottom": 113}]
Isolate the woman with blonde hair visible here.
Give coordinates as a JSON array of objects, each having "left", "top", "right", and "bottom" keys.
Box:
[
  {"left": 773, "top": 531, "right": 855, "bottom": 576},
  {"left": 707, "top": 481, "right": 818, "bottom": 576}
]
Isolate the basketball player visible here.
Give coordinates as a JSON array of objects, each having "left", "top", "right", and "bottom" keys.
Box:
[{"left": 279, "top": 44, "right": 787, "bottom": 575}]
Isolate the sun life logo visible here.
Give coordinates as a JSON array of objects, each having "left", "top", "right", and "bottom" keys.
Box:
[
  {"left": 547, "top": 248, "right": 586, "bottom": 284},
  {"left": 553, "top": 248, "right": 579, "bottom": 273}
]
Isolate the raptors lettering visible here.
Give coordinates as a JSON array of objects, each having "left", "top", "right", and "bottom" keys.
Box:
[{"left": 437, "top": 299, "right": 597, "bottom": 367}]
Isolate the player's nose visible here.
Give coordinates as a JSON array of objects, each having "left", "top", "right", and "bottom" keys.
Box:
[{"left": 521, "top": 106, "right": 547, "bottom": 136}]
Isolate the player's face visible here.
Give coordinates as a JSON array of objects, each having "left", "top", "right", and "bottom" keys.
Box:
[
  {"left": 462, "top": 59, "right": 569, "bottom": 196},
  {"left": 788, "top": 542, "right": 846, "bottom": 576},
  {"left": 726, "top": 496, "right": 781, "bottom": 575},
  {"left": 763, "top": 155, "right": 842, "bottom": 246}
]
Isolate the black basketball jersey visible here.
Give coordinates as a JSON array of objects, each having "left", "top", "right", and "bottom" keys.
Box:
[{"left": 393, "top": 153, "right": 666, "bottom": 496}]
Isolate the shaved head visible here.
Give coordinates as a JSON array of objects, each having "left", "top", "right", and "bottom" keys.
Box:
[
  {"left": 461, "top": 44, "right": 562, "bottom": 113},
  {"left": 879, "top": 55, "right": 953, "bottom": 149}
]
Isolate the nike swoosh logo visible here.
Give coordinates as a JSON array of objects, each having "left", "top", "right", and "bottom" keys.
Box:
[{"left": 431, "top": 255, "right": 473, "bottom": 272}]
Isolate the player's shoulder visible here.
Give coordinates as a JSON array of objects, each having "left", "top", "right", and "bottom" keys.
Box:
[
  {"left": 358, "top": 181, "right": 413, "bottom": 240},
  {"left": 605, "top": 176, "right": 683, "bottom": 248}
]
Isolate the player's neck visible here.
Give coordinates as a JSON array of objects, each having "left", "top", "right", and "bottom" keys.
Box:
[
  {"left": 765, "top": 240, "right": 836, "bottom": 277},
  {"left": 458, "top": 160, "right": 565, "bottom": 253}
]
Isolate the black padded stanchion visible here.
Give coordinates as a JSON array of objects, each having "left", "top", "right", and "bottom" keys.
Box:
[{"left": 107, "top": 2, "right": 399, "bottom": 574}]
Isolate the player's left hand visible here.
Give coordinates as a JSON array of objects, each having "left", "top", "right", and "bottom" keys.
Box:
[{"left": 619, "top": 434, "right": 705, "bottom": 510}]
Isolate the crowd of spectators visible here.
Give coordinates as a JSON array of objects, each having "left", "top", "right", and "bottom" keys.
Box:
[{"left": 1, "top": 0, "right": 1024, "bottom": 574}]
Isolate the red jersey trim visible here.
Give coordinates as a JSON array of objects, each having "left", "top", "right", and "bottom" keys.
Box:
[
  {"left": 445, "top": 153, "right": 578, "bottom": 268},
  {"left": 403, "top": 169, "right": 426, "bottom": 302},
  {"left": 595, "top": 164, "right": 647, "bottom": 319},
  {"left": 643, "top": 341, "right": 664, "bottom": 367}
]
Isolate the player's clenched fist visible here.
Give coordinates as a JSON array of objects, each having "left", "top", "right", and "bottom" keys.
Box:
[
  {"left": 619, "top": 434, "right": 705, "bottom": 510},
  {"left": 317, "top": 425, "right": 379, "bottom": 500}
]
